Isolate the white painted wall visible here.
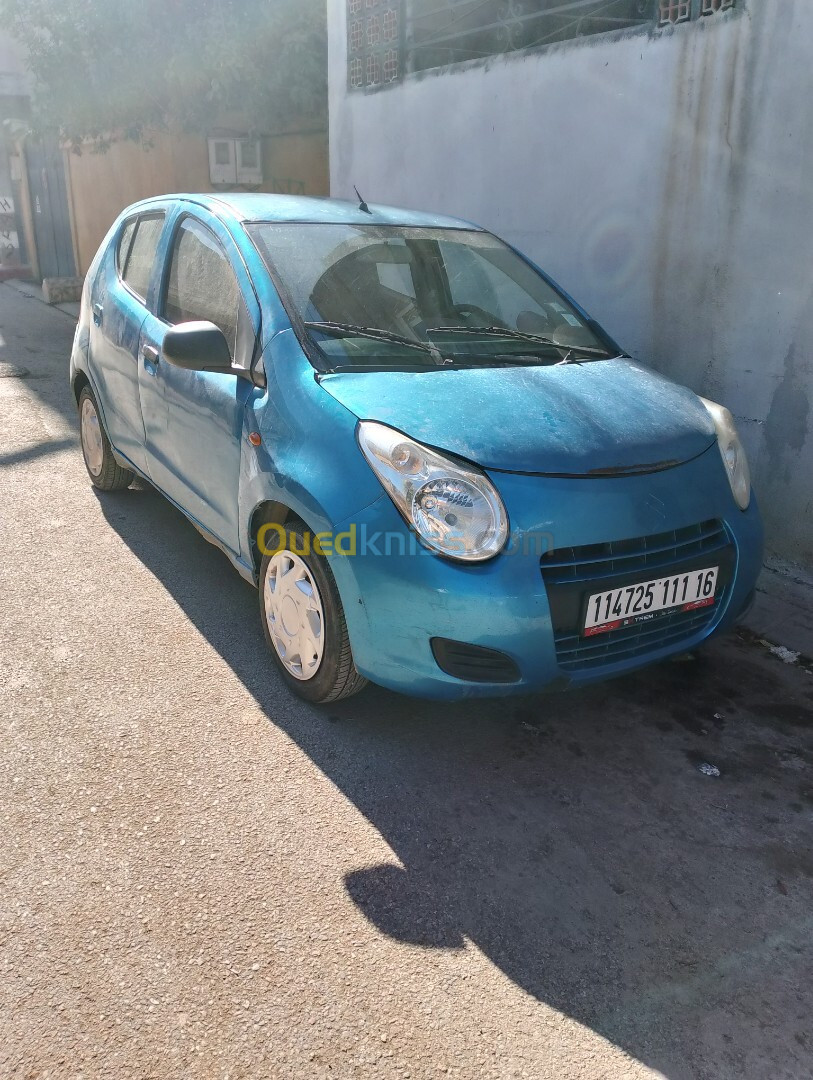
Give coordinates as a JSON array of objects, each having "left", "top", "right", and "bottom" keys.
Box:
[{"left": 329, "top": 0, "right": 813, "bottom": 568}]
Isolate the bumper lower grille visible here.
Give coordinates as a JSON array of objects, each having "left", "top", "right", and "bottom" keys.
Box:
[
  {"left": 541, "top": 520, "right": 734, "bottom": 674},
  {"left": 431, "top": 638, "right": 521, "bottom": 683},
  {"left": 552, "top": 602, "right": 725, "bottom": 671}
]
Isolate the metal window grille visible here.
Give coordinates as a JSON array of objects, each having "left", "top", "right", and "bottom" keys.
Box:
[
  {"left": 659, "top": 1, "right": 690, "bottom": 23},
  {"left": 348, "top": 0, "right": 404, "bottom": 88},
  {"left": 348, "top": 0, "right": 734, "bottom": 89},
  {"left": 383, "top": 7, "right": 399, "bottom": 41},
  {"left": 407, "top": 1, "right": 657, "bottom": 75},
  {"left": 366, "top": 53, "right": 382, "bottom": 84},
  {"left": 383, "top": 47, "right": 400, "bottom": 81}
]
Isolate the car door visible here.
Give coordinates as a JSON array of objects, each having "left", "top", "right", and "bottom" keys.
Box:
[
  {"left": 137, "top": 210, "right": 259, "bottom": 555},
  {"left": 89, "top": 210, "right": 166, "bottom": 474}
]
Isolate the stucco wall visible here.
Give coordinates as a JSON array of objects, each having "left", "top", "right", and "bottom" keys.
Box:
[{"left": 328, "top": 0, "right": 813, "bottom": 569}]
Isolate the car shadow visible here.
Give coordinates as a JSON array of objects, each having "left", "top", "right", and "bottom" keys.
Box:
[{"left": 97, "top": 481, "right": 813, "bottom": 1080}]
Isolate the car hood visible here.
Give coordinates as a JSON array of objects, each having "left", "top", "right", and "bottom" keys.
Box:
[{"left": 318, "top": 358, "right": 717, "bottom": 476}]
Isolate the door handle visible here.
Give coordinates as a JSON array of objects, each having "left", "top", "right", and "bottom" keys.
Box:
[
  {"left": 143, "top": 345, "right": 160, "bottom": 366},
  {"left": 92, "top": 302, "right": 103, "bottom": 324}
]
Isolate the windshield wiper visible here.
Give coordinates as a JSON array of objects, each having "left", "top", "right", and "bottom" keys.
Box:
[
  {"left": 304, "top": 321, "right": 445, "bottom": 363},
  {"left": 425, "top": 325, "right": 611, "bottom": 357}
]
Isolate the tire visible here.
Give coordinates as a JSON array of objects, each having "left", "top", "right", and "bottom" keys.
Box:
[
  {"left": 78, "top": 386, "right": 134, "bottom": 491},
  {"left": 259, "top": 523, "right": 368, "bottom": 704}
]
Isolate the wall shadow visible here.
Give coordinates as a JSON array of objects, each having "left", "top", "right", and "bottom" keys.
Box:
[
  {"left": 97, "top": 482, "right": 812, "bottom": 1080},
  {"left": 0, "top": 284, "right": 81, "bottom": 466}
]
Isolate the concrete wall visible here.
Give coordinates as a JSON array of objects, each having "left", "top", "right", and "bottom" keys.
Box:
[
  {"left": 328, "top": 0, "right": 813, "bottom": 569},
  {"left": 65, "top": 127, "right": 329, "bottom": 275}
]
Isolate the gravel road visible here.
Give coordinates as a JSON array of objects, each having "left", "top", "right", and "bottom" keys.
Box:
[{"left": 1, "top": 282, "right": 812, "bottom": 1080}]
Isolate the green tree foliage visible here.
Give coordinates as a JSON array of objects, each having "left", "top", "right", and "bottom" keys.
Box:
[{"left": 1, "top": 0, "right": 326, "bottom": 145}]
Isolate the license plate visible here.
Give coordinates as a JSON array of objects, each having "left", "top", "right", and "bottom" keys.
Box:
[{"left": 584, "top": 566, "right": 719, "bottom": 637}]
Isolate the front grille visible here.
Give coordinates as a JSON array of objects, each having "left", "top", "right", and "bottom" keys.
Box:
[
  {"left": 541, "top": 519, "right": 730, "bottom": 585},
  {"left": 541, "top": 520, "right": 734, "bottom": 673}
]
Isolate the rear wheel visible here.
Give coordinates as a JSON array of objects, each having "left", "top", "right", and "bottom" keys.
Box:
[
  {"left": 259, "top": 524, "right": 367, "bottom": 703},
  {"left": 78, "top": 387, "right": 133, "bottom": 491}
]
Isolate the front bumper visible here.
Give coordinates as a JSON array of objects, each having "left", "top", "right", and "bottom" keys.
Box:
[{"left": 328, "top": 446, "right": 764, "bottom": 699}]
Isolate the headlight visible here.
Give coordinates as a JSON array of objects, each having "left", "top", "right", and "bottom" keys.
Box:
[
  {"left": 357, "top": 421, "right": 509, "bottom": 561},
  {"left": 700, "top": 397, "right": 751, "bottom": 510}
]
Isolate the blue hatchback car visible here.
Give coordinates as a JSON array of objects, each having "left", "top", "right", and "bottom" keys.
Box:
[{"left": 71, "top": 194, "right": 762, "bottom": 702}]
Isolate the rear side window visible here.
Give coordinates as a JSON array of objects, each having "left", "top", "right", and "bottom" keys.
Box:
[
  {"left": 121, "top": 213, "right": 165, "bottom": 301},
  {"left": 164, "top": 217, "right": 239, "bottom": 356}
]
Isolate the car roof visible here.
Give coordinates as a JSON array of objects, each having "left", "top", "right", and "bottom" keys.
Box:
[{"left": 130, "top": 193, "right": 481, "bottom": 231}]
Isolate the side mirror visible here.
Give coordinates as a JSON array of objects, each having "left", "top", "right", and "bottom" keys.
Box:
[{"left": 162, "top": 321, "right": 233, "bottom": 373}]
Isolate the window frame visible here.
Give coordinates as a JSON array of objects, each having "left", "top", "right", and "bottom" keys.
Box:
[
  {"left": 159, "top": 212, "right": 246, "bottom": 363},
  {"left": 116, "top": 211, "right": 166, "bottom": 304},
  {"left": 116, "top": 217, "right": 138, "bottom": 279}
]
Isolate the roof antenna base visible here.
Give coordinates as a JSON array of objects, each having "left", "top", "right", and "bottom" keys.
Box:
[{"left": 354, "top": 186, "right": 372, "bottom": 215}]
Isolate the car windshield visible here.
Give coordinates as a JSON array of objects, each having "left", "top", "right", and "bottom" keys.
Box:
[{"left": 247, "top": 223, "right": 615, "bottom": 371}]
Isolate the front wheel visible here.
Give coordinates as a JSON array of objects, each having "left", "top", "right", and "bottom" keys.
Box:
[{"left": 259, "top": 524, "right": 367, "bottom": 704}]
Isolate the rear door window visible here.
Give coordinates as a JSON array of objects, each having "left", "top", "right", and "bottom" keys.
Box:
[
  {"left": 163, "top": 217, "right": 240, "bottom": 356},
  {"left": 121, "top": 213, "right": 165, "bottom": 302}
]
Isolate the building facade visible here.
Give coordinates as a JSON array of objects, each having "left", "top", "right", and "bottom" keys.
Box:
[
  {"left": 0, "top": 29, "right": 30, "bottom": 279},
  {"left": 328, "top": 0, "right": 813, "bottom": 570}
]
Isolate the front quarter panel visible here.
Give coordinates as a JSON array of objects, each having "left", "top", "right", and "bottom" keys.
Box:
[{"left": 239, "top": 329, "right": 383, "bottom": 560}]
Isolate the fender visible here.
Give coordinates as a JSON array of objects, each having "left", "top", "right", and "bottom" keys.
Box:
[{"left": 237, "top": 330, "right": 383, "bottom": 569}]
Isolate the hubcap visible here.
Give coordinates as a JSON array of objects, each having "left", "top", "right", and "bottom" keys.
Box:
[
  {"left": 264, "top": 550, "right": 325, "bottom": 681},
  {"left": 80, "top": 397, "right": 104, "bottom": 476}
]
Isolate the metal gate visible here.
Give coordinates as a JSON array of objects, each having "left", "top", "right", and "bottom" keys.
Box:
[{"left": 25, "top": 136, "right": 76, "bottom": 280}]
